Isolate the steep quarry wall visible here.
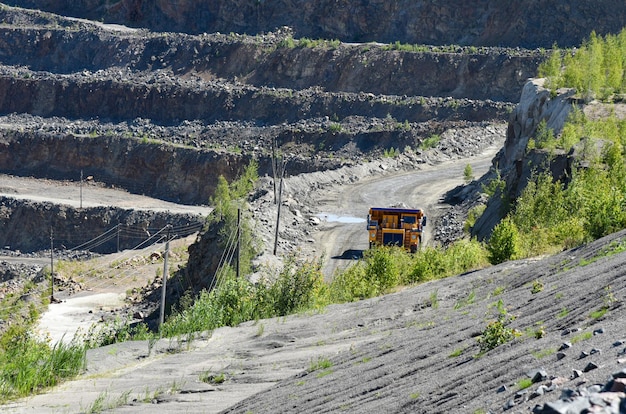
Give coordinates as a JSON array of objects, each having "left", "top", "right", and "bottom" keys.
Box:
[
  {"left": 0, "top": 130, "right": 250, "bottom": 205},
  {"left": 4, "top": 0, "right": 625, "bottom": 49},
  {"left": 0, "top": 68, "right": 510, "bottom": 124},
  {"left": 0, "top": 24, "right": 542, "bottom": 103},
  {"left": 472, "top": 79, "right": 579, "bottom": 238},
  {"left": 0, "top": 196, "right": 204, "bottom": 252}
]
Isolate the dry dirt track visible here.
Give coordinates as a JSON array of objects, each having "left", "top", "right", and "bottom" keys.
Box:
[
  {"left": 310, "top": 141, "right": 502, "bottom": 278},
  {"left": 0, "top": 174, "right": 211, "bottom": 215}
]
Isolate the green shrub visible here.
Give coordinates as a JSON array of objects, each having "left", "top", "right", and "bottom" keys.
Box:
[
  {"left": 364, "top": 246, "right": 402, "bottom": 291},
  {"left": 464, "top": 205, "right": 486, "bottom": 233},
  {"left": 463, "top": 164, "right": 474, "bottom": 183},
  {"left": 269, "top": 256, "right": 328, "bottom": 315},
  {"left": 329, "top": 261, "right": 374, "bottom": 302},
  {"left": 0, "top": 329, "right": 85, "bottom": 401},
  {"left": 477, "top": 301, "right": 520, "bottom": 352},
  {"left": 420, "top": 135, "right": 440, "bottom": 150},
  {"left": 329, "top": 122, "right": 342, "bottom": 133},
  {"left": 487, "top": 217, "right": 520, "bottom": 264},
  {"left": 406, "top": 246, "right": 447, "bottom": 283}
]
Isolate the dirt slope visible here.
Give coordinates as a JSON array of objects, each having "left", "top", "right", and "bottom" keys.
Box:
[{"left": 6, "top": 229, "right": 626, "bottom": 413}]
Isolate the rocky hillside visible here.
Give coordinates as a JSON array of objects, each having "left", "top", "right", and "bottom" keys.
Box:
[{"left": 4, "top": 0, "right": 626, "bottom": 48}]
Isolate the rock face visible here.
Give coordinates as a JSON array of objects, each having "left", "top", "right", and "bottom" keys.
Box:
[
  {"left": 4, "top": 0, "right": 626, "bottom": 48},
  {"left": 472, "top": 79, "right": 579, "bottom": 239},
  {"left": 0, "top": 196, "right": 204, "bottom": 252},
  {"left": 0, "top": 129, "right": 248, "bottom": 205}
]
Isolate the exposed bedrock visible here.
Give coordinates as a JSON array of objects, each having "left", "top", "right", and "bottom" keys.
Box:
[
  {"left": 4, "top": 0, "right": 625, "bottom": 49},
  {"left": 0, "top": 196, "right": 204, "bottom": 253}
]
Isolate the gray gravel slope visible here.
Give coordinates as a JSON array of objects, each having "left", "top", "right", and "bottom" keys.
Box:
[{"left": 6, "top": 228, "right": 626, "bottom": 413}]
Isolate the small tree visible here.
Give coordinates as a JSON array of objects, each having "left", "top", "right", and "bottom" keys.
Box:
[
  {"left": 463, "top": 164, "right": 474, "bottom": 183},
  {"left": 487, "top": 217, "right": 520, "bottom": 264}
]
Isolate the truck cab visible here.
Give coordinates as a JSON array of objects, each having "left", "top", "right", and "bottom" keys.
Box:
[{"left": 367, "top": 207, "right": 426, "bottom": 252}]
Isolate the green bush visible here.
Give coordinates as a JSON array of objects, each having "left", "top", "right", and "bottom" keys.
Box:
[
  {"left": 161, "top": 256, "right": 329, "bottom": 338},
  {"left": 269, "top": 256, "right": 328, "bottom": 316},
  {"left": 330, "top": 246, "right": 407, "bottom": 301},
  {"left": 207, "top": 161, "right": 259, "bottom": 276},
  {"left": 0, "top": 328, "right": 85, "bottom": 401},
  {"left": 487, "top": 217, "right": 520, "bottom": 264},
  {"left": 463, "top": 164, "right": 474, "bottom": 183},
  {"left": 406, "top": 246, "right": 447, "bottom": 283},
  {"left": 477, "top": 300, "right": 520, "bottom": 352},
  {"left": 329, "top": 261, "right": 373, "bottom": 302}
]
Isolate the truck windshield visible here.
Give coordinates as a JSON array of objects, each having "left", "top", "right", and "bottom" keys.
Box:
[{"left": 402, "top": 216, "right": 416, "bottom": 224}]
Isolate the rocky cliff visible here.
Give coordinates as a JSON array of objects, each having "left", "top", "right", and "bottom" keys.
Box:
[
  {"left": 472, "top": 79, "right": 588, "bottom": 239},
  {"left": 0, "top": 196, "right": 204, "bottom": 252},
  {"left": 4, "top": 1, "right": 626, "bottom": 49}
]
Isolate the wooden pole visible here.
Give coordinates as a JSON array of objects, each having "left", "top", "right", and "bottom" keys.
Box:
[
  {"left": 236, "top": 208, "right": 241, "bottom": 278},
  {"left": 159, "top": 225, "right": 171, "bottom": 328},
  {"left": 273, "top": 161, "right": 286, "bottom": 255},
  {"left": 50, "top": 227, "right": 54, "bottom": 303}
]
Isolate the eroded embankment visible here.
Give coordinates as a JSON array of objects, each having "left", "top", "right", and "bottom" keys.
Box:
[
  {"left": 0, "top": 23, "right": 542, "bottom": 102},
  {"left": 0, "top": 66, "right": 512, "bottom": 123},
  {"left": 0, "top": 196, "right": 204, "bottom": 252}
]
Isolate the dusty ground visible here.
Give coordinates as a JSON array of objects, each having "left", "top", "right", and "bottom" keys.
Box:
[{"left": 6, "top": 223, "right": 626, "bottom": 413}]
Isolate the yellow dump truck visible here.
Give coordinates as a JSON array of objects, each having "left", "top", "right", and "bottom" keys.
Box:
[{"left": 367, "top": 207, "right": 426, "bottom": 252}]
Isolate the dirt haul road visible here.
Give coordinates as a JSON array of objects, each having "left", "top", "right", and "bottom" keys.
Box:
[{"left": 311, "top": 140, "right": 502, "bottom": 278}]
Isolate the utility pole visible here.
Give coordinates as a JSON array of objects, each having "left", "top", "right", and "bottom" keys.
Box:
[
  {"left": 272, "top": 138, "right": 278, "bottom": 203},
  {"left": 236, "top": 208, "right": 242, "bottom": 278},
  {"left": 116, "top": 223, "right": 121, "bottom": 253},
  {"left": 159, "top": 225, "right": 171, "bottom": 328},
  {"left": 50, "top": 227, "right": 55, "bottom": 303},
  {"left": 273, "top": 160, "right": 287, "bottom": 255},
  {"left": 79, "top": 169, "right": 83, "bottom": 209}
]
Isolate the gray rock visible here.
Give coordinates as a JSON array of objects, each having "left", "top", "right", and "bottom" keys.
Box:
[
  {"left": 613, "top": 368, "right": 626, "bottom": 379},
  {"left": 531, "top": 369, "right": 549, "bottom": 383}
]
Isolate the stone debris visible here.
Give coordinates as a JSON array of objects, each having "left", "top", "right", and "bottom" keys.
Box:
[{"left": 534, "top": 369, "right": 626, "bottom": 414}]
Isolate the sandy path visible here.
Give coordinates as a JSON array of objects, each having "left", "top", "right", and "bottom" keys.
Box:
[
  {"left": 0, "top": 174, "right": 211, "bottom": 215},
  {"left": 37, "top": 292, "right": 125, "bottom": 344}
]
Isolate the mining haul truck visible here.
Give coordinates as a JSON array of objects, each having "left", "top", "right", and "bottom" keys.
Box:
[{"left": 367, "top": 207, "right": 426, "bottom": 252}]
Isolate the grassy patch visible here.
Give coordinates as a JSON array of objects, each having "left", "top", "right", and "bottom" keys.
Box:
[
  {"left": 531, "top": 347, "right": 556, "bottom": 360},
  {"left": 448, "top": 347, "right": 466, "bottom": 358},
  {"left": 590, "top": 307, "right": 608, "bottom": 319},
  {"left": 309, "top": 357, "right": 333, "bottom": 372},
  {"left": 557, "top": 307, "right": 569, "bottom": 318},
  {"left": 531, "top": 279, "right": 544, "bottom": 294},
  {"left": 427, "top": 289, "right": 439, "bottom": 309},
  {"left": 454, "top": 290, "right": 476, "bottom": 310},
  {"left": 517, "top": 378, "right": 533, "bottom": 390},
  {"left": 200, "top": 371, "right": 226, "bottom": 385},
  {"left": 571, "top": 331, "right": 593, "bottom": 344}
]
